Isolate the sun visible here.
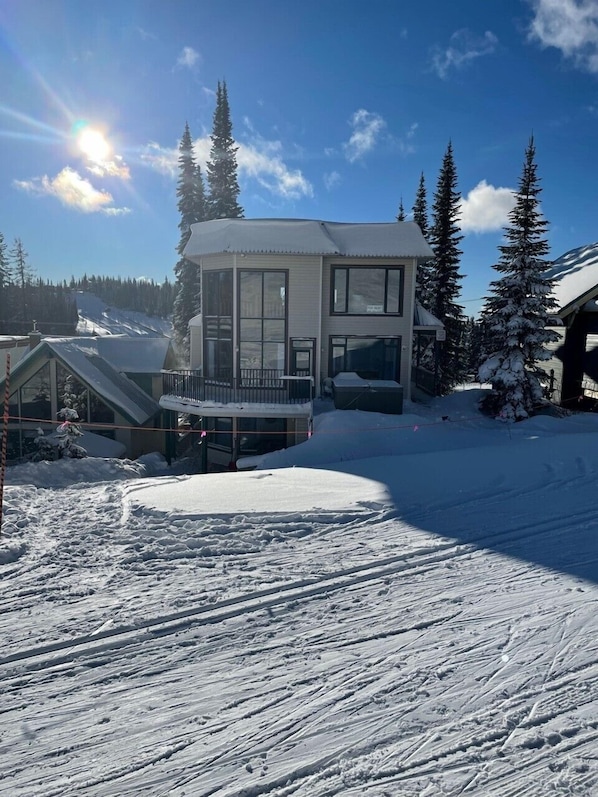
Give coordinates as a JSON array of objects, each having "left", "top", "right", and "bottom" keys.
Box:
[{"left": 77, "top": 127, "right": 111, "bottom": 164}]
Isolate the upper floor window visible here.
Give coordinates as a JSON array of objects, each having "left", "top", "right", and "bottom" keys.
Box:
[{"left": 332, "top": 266, "right": 403, "bottom": 315}]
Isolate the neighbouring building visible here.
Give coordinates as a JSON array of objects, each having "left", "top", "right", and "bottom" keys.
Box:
[
  {"left": 160, "top": 218, "right": 437, "bottom": 469},
  {"left": 542, "top": 241, "right": 598, "bottom": 408},
  {"left": 1, "top": 334, "right": 177, "bottom": 461}
]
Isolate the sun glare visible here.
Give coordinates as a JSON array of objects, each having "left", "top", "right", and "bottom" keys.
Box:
[{"left": 77, "top": 127, "right": 111, "bottom": 164}]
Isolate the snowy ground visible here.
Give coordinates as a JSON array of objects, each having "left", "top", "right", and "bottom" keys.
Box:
[{"left": 1, "top": 389, "right": 598, "bottom": 796}]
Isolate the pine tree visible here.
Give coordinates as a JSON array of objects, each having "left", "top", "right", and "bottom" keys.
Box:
[
  {"left": 172, "top": 123, "right": 207, "bottom": 357},
  {"left": 0, "top": 233, "right": 11, "bottom": 330},
  {"left": 428, "top": 143, "right": 466, "bottom": 394},
  {"left": 10, "top": 237, "right": 34, "bottom": 323},
  {"left": 478, "top": 137, "right": 558, "bottom": 421},
  {"left": 412, "top": 172, "right": 433, "bottom": 309},
  {"left": 412, "top": 172, "right": 429, "bottom": 238},
  {"left": 396, "top": 197, "right": 406, "bottom": 221},
  {"left": 206, "top": 80, "right": 243, "bottom": 220}
]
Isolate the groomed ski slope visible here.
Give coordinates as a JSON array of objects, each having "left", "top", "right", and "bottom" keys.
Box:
[{"left": 1, "top": 389, "right": 597, "bottom": 796}]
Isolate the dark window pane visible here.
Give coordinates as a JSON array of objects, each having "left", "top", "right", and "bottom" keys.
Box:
[
  {"left": 333, "top": 269, "right": 347, "bottom": 312},
  {"left": 348, "top": 269, "right": 385, "bottom": 314},
  {"left": 204, "top": 272, "right": 218, "bottom": 316},
  {"left": 387, "top": 270, "right": 401, "bottom": 313},
  {"left": 89, "top": 393, "right": 115, "bottom": 424},
  {"left": 9, "top": 392, "right": 19, "bottom": 421},
  {"left": 20, "top": 363, "right": 51, "bottom": 421},
  {"left": 219, "top": 271, "right": 233, "bottom": 316}
]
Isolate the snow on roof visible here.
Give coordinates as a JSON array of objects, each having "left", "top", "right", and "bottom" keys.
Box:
[
  {"left": 414, "top": 302, "right": 444, "bottom": 328},
  {"left": 95, "top": 337, "right": 173, "bottom": 373},
  {"left": 8, "top": 338, "right": 159, "bottom": 425},
  {"left": 544, "top": 241, "right": 598, "bottom": 315},
  {"left": 184, "top": 218, "right": 434, "bottom": 260}
]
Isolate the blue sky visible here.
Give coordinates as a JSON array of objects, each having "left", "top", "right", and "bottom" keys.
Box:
[{"left": 1, "top": 0, "right": 598, "bottom": 316}]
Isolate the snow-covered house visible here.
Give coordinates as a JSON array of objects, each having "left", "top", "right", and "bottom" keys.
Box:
[
  {"left": 160, "top": 218, "right": 435, "bottom": 468},
  {"left": 542, "top": 242, "right": 598, "bottom": 407},
  {"left": 1, "top": 335, "right": 177, "bottom": 461}
]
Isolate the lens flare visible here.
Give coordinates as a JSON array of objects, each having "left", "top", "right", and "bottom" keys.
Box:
[{"left": 77, "top": 127, "right": 111, "bottom": 164}]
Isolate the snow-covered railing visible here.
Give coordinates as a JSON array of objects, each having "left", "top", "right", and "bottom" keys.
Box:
[{"left": 162, "top": 369, "right": 314, "bottom": 406}]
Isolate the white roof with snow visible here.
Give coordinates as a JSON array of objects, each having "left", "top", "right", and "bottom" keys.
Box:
[
  {"left": 184, "top": 218, "right": 434, "bottom": 260},
  {"left": 544, "top": 242, "right": 598, "bottom": 316}
]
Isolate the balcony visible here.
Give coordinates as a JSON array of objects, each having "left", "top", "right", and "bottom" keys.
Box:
[{"left": 161, "top": 369, "right": 314, "bottom": 412}]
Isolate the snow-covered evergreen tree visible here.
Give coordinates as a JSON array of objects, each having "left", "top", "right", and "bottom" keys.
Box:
[
  {"left": 428, "top": 143, "right": 466, "bottom": 394},
  {"left": 55, "top": 408, "right": 87, "bottom": 458},
  {"left": 478, "top": 137, "right": 558, "bottom": 421},
  {"left": 172, "top": 123, "right": 206, "bottom": 358},
  {"left": 412, "top": 172, "right": 432, "bottom": 309},
  {"left": 206, "top": 81, "right": 243, "bottom": 220},
  {"left": 33, "top": 408, "right": 87, "bottom": 461}
]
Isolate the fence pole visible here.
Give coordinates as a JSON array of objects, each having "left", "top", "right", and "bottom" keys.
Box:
[{"left": 0, "top": 353, "right": 11, "bottom": 537}]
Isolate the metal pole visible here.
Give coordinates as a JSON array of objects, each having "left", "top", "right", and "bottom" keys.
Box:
[{"left": 0, "top": 353, "right": 11, "bottom": 536}]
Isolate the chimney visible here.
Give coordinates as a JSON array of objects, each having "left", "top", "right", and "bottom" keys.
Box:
[{"left": 29, "top": 320, "right": 42, "bottom": 350}]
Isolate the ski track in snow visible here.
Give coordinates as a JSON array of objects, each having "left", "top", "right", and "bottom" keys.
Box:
[{"left": 1, "top": 452, "right": 598, "bottom": 795}]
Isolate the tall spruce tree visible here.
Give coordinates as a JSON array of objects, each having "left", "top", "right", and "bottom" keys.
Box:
[
  {"left": 173, "top": 122, "right": 206, "bottom": 357},
  {"left": 206, "top": 80, "right": 243, "bottom": 220},
  {"left": 428, "top": 143, "right": 466, "bottom": 394},
  {"left": 478, "top": 137, "right": 558, "bottom": 421},
  {"left": 412, "top": 172, "right": 432, "bottom": 308},
  {"left": 412, "top": 172, "right": 429, "bottom": 238}
]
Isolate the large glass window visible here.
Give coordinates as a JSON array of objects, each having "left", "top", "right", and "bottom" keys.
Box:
[
  {"left": 203, "top": 270, "right": 233, "bottom": 381},
  {"left": 330, "top": 336, "right": 400, "bottom": 381},
  {"left": 56, "top": 364, "right": 114, "bottom": 424},
  {"left": 332, "top": 267, "right": 403, "bottom": 315},
  {"left": 239, "top": 271, "right": 286, "bottom": 372},
  {"left": 20, "top": 363, "right": 51, "bottom": 421}
]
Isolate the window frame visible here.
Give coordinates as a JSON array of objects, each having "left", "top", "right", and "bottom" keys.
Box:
[
  {"left": 331, "top": 265, "right": 404, "bottom": 316},
  {"left": 329, "top": 335, "right": 401, "bottom": 382},
  {"left": 238, "top": 269, "right": 288, "bottom": 373}
]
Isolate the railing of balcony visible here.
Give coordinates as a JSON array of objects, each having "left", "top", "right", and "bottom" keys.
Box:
[{"left": 162, "top": 369, "right": 314, "bottom": 405}]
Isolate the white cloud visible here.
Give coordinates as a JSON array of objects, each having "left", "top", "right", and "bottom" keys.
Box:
[
  {"left": 459, "top": 180, "right": 516, "bottom": 233},
  {"left": 528, "top": 0, "right": 598, "bottom": 73},
  {"left": 237, "top": 139, "right": 313, "bottom": 199},
  {"left": 431, "top": 29, "right": 498, "bottom": 79},
  {"left": 176, "top": 46, "right": 200, "bottom": 69},
  {"left": 86, "top": 156, "right": 130, "bottom": 180},
  {"left": 141, "top": 134, "right": 313, "bottom": 200},
  {"left": 343, "top": 109, "right": 386, "bottom": 163},
  {"left": 140, "top": 142, "right": 179, "bottom": 178},
  {"left": 13, "top": 167, "right": 130, "bottom": 215},
  {"left": 323, "top": 171, "right": 341, "bottom": 191}
]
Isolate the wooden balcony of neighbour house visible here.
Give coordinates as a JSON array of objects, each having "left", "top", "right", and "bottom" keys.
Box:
[{"left": 161, "top": 369, "right": 315, "bottom": 406}]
